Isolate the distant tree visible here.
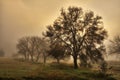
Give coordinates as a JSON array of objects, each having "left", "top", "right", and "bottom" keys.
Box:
[
  {"left": 32, "top": 37, "right": 49, "bottom": 63},
  {"left": 48, "top": 40, "right": 68, "bottom": 63},
  {"left": 16, "top": 37, "right": 29, "bottom": 60},
  {"left": 16, "top": 36, "right": 49, "bottom": 62},
  {"left": 109, "top": 35, "right": 120, "bottom": 60},
  {"left": 45, "top": 6, "right": 107, "bottom": 69},
  {"left": 42, "top": 38, "right": 50, "bottom": 64},
  {"left": 0, "top": 49, "right": 5, "bottom": 57}
]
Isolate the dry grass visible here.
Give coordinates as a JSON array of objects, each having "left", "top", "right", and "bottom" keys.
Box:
[
  {"left": 0, "top": 58, "right": 38, "bottom": 78},
  {"left": 107, "top": 61, "right": 120, "bottom": 80},
  {"left": 0, "top": 58, "right": 119, "bottom": 80}
]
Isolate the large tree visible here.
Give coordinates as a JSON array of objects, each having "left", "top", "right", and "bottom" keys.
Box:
[{"left": 45, "top": 6, "right": 107, "bottom": 69}]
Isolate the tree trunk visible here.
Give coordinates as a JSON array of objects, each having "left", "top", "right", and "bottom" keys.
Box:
[
  {"left": 35, "top": 56, "right": 39, "bottom": 62},
  {"left": 57, "top": 58, "right": 60, "bottom": 64},
  {"left": 71, "top": 27, "right": 78, "bottom": 69},
  {"left": 43, "top": 53, "right": 46, "bottom": 64},
  {"left": 27, "top": 54, "right": 30, "bottom": 61},
  {"left": 31, "top": 54, "right": 34, "bottom": 62},
  {"left": 43, "top": 56, "right": 46, "bottom": 64},
  {"left": 35, "top": 53, "right": 41, "bottom": 62},
  {"left": 24, "top": 53, "right": 27, "bottom": 60},
  {"left": 26, "top": 53, "right": 29, "bottom": 61},
  {"left": 73, "top": 55, "right": 78, "bottom": 69}
]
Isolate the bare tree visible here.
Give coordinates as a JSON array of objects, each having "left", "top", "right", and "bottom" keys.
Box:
[
  {"left": 109, "top": 35, "right": 120, "bottom": 60},
  {"left": 45, "top": 6, "right": 107, "bottom": 69},
  {"left": 16, "top": 37, "right": 29, "bottom": 60},
  {"left": 16, "top": 36, "right": 49, "bottom": 62},
  {"left": 32, "top": 37, "right": 49, "bottom": 63}
]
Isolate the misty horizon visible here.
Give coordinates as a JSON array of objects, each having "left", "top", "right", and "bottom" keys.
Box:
[{"left": 0, "top": 0, "right": 120, "bottom": 57}]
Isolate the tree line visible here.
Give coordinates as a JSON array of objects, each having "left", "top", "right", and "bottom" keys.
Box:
[
  {"left": 16, "top": 36, "right": 49, "bottom": 63},
  {"left": 16, "top": 6, "right": 108, "bottom": 69}
]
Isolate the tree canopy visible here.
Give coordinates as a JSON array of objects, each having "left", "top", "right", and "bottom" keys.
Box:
[{"left": 45, "top": 6, "right": 108, "bottom": 68}]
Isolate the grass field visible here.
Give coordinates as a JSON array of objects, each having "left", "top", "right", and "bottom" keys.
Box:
[
  {"left": 107, "top": 61, "right": 120, "bottom": 80},
  {"left": 0, "top": 58, "right": 39, "bottom": 78},
  {"left": 0, "top": 58, "right": 119, "bottom": 80}
]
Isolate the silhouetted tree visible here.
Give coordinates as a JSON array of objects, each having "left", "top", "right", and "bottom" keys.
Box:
[
  {"left": 0, "top": 49, "right": 5, "bottom": 57},
  {"left": 33, "top": 37, "right": 49, "bottom": 63},
  {"left": 16, "top": 37, "right": 29, "bottom": 60},
  {"left": 48, "top": 40, "right": 68, "bottom": 63},
  {"left": 109, "top": 35, "right": 120, "bottom": 60},
  {"left": 16, "top": 36, "right": 49, "bottom": 62},
  {"left": 45, "top": 6, "right": 107, "bottom": 69}
]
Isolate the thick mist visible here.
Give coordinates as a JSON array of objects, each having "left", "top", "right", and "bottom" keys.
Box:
[{"left": 0, "top": 0, "right": 120, "bottom": 57}]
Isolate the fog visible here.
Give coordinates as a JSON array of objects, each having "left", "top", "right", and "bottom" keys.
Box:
[{"left": 0, "top": 0, "right": 120, "bottom": 57}]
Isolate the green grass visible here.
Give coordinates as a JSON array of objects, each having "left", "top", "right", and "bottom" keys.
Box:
[
  {"left": 0, "top": 58, "right": 38, "bottom": 78},
  {"left": 29, "top": 63, "right": 117, "bottom": 80},
  {"left": 0, "top": 58, "right": 119, "bottom": 80}
]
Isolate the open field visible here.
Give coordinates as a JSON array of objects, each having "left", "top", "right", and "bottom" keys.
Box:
[
  {"left": 0, "top": 58, "right": 119, "bottom": 80},
  {"left": 0, "top": 58, "right": 40, "bottom": 79}
]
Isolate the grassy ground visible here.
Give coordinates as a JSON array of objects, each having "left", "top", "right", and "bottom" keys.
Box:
[
  {"left": 0, "top": 58, "right": 39, "bottom": 78},
  {"left": 107, "top": 61, "right": 120, "bottom": 80},
  {"left": 0, "top": 58, "right": 119, "bottom": 80}
]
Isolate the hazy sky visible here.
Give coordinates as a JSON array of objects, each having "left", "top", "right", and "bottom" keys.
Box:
[{"left": 0, "top": 0, "right": 120, "bottom": 56}]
